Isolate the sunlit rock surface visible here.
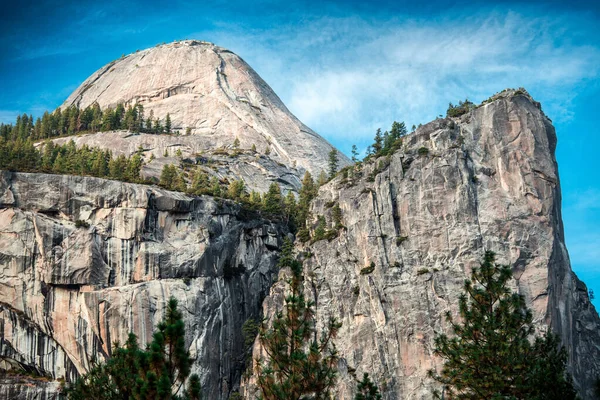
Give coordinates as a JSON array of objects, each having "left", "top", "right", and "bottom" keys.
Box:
[
  {"left": 60, "top": 40, "right": 350, "bottom": 179},
  {"left": 0, "top": 172, "right": 287, "bottom": 399},
  {"left": 242, "top": 90, "right": 600, "bottom": 399}
]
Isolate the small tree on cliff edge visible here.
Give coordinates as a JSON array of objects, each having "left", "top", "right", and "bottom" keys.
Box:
[
  {"left": 429, "top": 251, "right": 577, "bottom": 399},
  {"left": 64, "top": 297, "right": 201, "bottom": 400},
  {"left": 255, "top": 238, "right": 342, "bottom": 400}
]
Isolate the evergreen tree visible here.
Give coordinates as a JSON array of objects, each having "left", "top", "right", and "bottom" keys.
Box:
[
  {"left": 233, "top": 137, "right": 240, "bottom": 149},
  {"left": 297, "top": 171, "right": 317, "bottom": 231},
  {"left": 154, "top": 118, "right": 162, "bottom": 134},
  {"left": 331, "top": 203, "right": 343, "bottom": 229},
  {"left": 372, "top": 129, "right": 383, "bottom": 155},
  {"left": 249, "top": 190, "right": 263, "bottom": 208},
  {"left": 429, "top": 251, "right": 577, "bottom": 400},
  {"left": 313, "top": 215, "right": 327, "bottom": 241},
  {"left": 255, "top": 239, "right": 341, "bottom": 400},
  {"left": 328, "top": 149, "right": 339, "bottom": 180},
  {"left": 263, "top": 182, "right": 283, "bottom": 215},
  {"left": 351, "top": 145, "right": 359, "bottom": 163},
  {"left": 318, "top": 170, "right": 328, "bottom": 187},
  {"left": 165, "top": 113, "right": 172, "bottom": 133},
  {"left": 160, "top": 165, "right": 177, "bottom": 189},
  {"left": 146, "top": 110, "right": 154, "bottom": 133},
  {"left": 227, "top": 180, "right": 246, "bottom": 200},
  {"left": 284, "top": 191, "right": 297, "bottom": 229},
  {"left": 355, "top": 373, "right": 382, "bottom": 400},
  {"left": 210, "top": 177, "right": 221, "bottom": 197},
  {"left": 64, "top": 297, "right": 201, "bottom": 400},
  {"left": 189, "top": 168, "right": 209, "bottom": 195}
]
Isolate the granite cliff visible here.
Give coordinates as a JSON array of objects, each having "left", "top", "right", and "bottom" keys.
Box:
[
  {"left": 0, "top": 172, "right": 287, "bottom": 399},
  {"left": 242, "top": 90, "right": 600, "bottom": 399}
]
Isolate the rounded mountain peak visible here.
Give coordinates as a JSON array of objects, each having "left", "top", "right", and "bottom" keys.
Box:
[{"left": 61, "top": 40, "right": 348, "bottom": 175}]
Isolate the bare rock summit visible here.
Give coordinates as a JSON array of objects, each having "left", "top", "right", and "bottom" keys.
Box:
[{"left": 61, "top": 40, "right": 349, "bottom": 177}]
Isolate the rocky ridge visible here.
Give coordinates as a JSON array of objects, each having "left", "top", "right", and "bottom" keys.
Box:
[{"left": 242, "top": 89, "right": 600, "bottom": 399}]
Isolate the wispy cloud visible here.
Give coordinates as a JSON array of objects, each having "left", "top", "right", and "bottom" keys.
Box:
[{"left": 194, "top": 9, "right": 600, "bottom": 152}]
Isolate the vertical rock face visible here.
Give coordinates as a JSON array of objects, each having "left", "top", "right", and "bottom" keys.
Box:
[
  {"left": 244, "top": 90, "right": 600, "bottom": 399},
  {"left": 0, "top": 172, "right": 287, "bottom": 399}
]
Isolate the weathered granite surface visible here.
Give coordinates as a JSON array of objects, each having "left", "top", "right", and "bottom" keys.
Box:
[
  {"left": 50, "top": 133, "right": 304, "bottom": 194},
  {"left": 60, "top": 40, "right": 350, "bottom": 177},
  {"left": 243, "top": 90, "right": 600, "bottom": 399},
  {"left": 0, "top": 172, "right": 287, "bottom": 399}
]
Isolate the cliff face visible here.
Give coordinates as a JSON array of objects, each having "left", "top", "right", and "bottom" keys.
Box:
[
  {"left": 243, "top": 91, "right": 600, "bottom": 398},
  {"left": 60, "top": 40, "right": 350, "bottom": 179},
  {"left": 0, "top": 172, "right": 287, "bottom": 399}
]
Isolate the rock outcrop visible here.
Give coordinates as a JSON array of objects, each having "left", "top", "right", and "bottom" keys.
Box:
[
  {"left": 0, "top": 171, "right": 287, "bottom": 399},
  {"left": 60, "top": 40, "right": 350, "bottom": 179},
  {"left": 51, "top": 132, "right": 303, "bottom": 194},
  {"left": 243, "top": 90, "right": 600, "bottom": 399}
]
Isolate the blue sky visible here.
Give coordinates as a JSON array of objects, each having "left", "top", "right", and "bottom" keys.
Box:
[{"left": 1, "top": 0, "right": 599, "bottom": 304}]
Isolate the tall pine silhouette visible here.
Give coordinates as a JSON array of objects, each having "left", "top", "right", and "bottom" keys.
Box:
[
  {"left": 429, "top": 251, "right": 577, "bottom": 399},
  {"left": 255, "top": 239, "right": 341, "bottom": 399},
  {"left": 64, "top": 297, "right": 201, "bottom": 400}
]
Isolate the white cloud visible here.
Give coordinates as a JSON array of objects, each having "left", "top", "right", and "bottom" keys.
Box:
[{"left": 193, "top": 9, "right": 600, "bottom": 153}]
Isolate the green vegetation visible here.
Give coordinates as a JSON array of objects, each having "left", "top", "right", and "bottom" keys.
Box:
[
  {"left": 0, "top": 139, "right": 144, "bottom": 183},
  {"left": 395, "top": 236, "right": 408, "bottom": 246},
  {"left": 446, "top": 99, "right": 475, "bottom": 118},
  {"left": 0, "top": 105, "right": 177, "bottom": 143},
  {"left": 64, "top": 297, "right": 201, "bottom": 400},
  {"left": 355, "top": 373, "right": 382, "bottom": 400},
  {"left": 363, "top": 121, "right": 407, "bottom": 161},
  {"left": 417, "top": 147, "right": 429, "bottom": 156},
  {"left": 429, "top": 251, "right": 577, "bottom": 399},
  {"left": 75, "top": 220, "right": 90, "bottom": 229},
  {"left": 255, "top": 239, "right": 341, "bottom": 399},
  {"left": 351, "top": 144, "right": 359, "bottom": 162},
  {"left": 328, "top": 148, "right": 339, "bottom": 179},
  {"left": 360, "top": 262, "right": 376, "bottom": 275}
]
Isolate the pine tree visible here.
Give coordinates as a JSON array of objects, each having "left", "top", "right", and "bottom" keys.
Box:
[
  {"left": 233, "top": 137, "right": 240, "bottom": 149},
  {"left": 255, "top": 239, "right": 341, "bottom": 400},
  {"left": 160, "top": 165, "right": 177, "bottom": 189},
  {"left": 328, "top": 149, "right": 339, "bottom": 179},
  {"left": 351, "top": 145, "right": 359, "bottom": 163},
  {"left": 297, "top": 171, "right": 317, "bottom": 232},
  {"left": 210, "top": 177, "right": 221, "bottom": 197},
  {"left": 318, "top": 170, "right": 328, "bottom": 187},
  {"left": 355, "top": 373, "right": 382, "bottom": 400},
  {"left": 227, "top": 180, "right": 246, "bottom": 200},
  {"left": 165, "top": 113, "right": 172, "bottom": 133},
  {"left": 284, "top": 191, "right": 297, "bottom": 229},
  {"left": 263, "top": 182, "right": 283, "bottom": 214},
  {"left": 429, "top": 251, "right": 577, "bottom": 400},
  {"left": 372, "top": 129, "right": 383, "bottom": 155},
  {"left": 64, "top": 297, "right": 201, "bottom": 400}
]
